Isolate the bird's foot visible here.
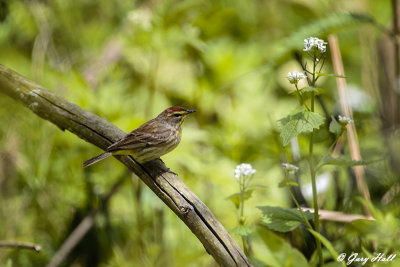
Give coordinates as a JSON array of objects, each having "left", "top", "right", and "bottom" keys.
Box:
[{"left": 166, "top": 168, "right": 177, "bottom": 176}]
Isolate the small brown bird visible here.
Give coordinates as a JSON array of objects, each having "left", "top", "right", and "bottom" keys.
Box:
[{"left": 83, "top": 106, "right": 196, "bottom": 168}]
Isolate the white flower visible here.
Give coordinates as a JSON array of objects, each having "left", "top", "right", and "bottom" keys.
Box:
[
  {"left": 338, "top": 115, "right": 353, "bottom": 124},
  {"left": 287, "top": 71, "right": 307, "bottom": 84},
  {"left": 128, "top": 8, "right": 152, "bottom": 30},
  {"left": 234, "top": 163, "right": 256, "bottom": 180},
  {"left": 282, "top": 163, "right": 299, "bottom": 173},
  {"left": 303, "top": 37, "right": 328, "bottom": 53}
]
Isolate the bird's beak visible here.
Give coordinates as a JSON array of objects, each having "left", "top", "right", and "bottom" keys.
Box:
[{"left": 185, "top": 109, "right": 196, "bottom": 115}]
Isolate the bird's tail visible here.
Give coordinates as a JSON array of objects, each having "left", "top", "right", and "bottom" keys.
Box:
[{"left": 83, "top": 152, "right": 112, "bottom": 168}]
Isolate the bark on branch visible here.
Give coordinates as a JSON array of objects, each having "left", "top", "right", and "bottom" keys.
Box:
[
  {"left": 0, "top": 241, "right": 42, "bottom": 252},
  {"left": 0, "top": 64, "right": 251, "bottom": 267}
]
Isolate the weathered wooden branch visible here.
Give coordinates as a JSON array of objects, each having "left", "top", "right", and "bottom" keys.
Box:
[
  {"left": 0, "top": 241, "right": 42, "bottom": 252},
  {"left": 0, "top": 64, "right": 251, "bottom": 267}
]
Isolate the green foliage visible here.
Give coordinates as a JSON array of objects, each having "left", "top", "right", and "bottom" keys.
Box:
[
  {"left": 279, "top": 110, "right": 325, "bottom": 146},
  {"left": 316, "top": 72, "right": 346, "bottom": 78},
  {"left": 258, "top": 206, "right": 314, "bottom": 232},
  {"left": 289, "top": 87, "right": 325, "bottom": 106},
  {"left": 227, "top": 190, "right": 254, "bottom": 209},
  {"left": 329, "top": 116, "right": 343, "bottom": 136},
  {"left": 294, "top": 86, "right": 325, "bottom": 96},
  {"left": 348, "top": 199, "right": 400, "bottom": 249},
  {"left": 230, "top": 225, "right": 252, "bottom": 238},
  {"left": 320, "top": 156, "right": 366, "bottom": 166},
  {"left": 278, "top": 179, "right": 299, "bottom": 188},
  {"left": 0, "top": 0, "right": 398, "bottom": 266},
  {"left": 228, "top": 184, "right": 266, "bottom": 210},
  {"left": 4, "top": 259, "right": 12, "bottom": 267},
  {"left": 270, "top": 12, "right": 376, "bottom": 64},
  {"left": 255, "top": 226, "right": 309, "bottom": 267},
  {"left": 308, "top": 229, "right": 344, "bottom": 266}
]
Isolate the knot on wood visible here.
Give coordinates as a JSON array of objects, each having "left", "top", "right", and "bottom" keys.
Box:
[{"left": 179, "top": 205, "right": 193, "bottom": 214}]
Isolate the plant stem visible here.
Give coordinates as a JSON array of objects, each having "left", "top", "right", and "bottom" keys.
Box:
[
  {"left": 239, "top": 175, "right": 248, "bottom": 255},
  {"left": 240, "top": 176, "right": 245, "bottom": 220},
  {"left": 289, "top": 189, "right": 313, "bottom": 230},
  {"left": 310, "top": 55, "right": 324, "bottom": 266},
  {"left": 309, "top": 131, "right": 323, "bottom": 266},
  {"left": 242, "top": 237, "right": 248, "bottom": 256},
  {"left": 295, "top": 84, "right": 310, "bottom": 110}
]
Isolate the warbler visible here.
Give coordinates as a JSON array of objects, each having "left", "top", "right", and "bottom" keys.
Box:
[{"left": 83, "top": 106, "right": 196, "bottom": 168}]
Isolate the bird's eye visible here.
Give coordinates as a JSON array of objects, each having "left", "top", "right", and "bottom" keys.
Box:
[{"left": 173, "top": 113, "right": 182, "bottom": 117}]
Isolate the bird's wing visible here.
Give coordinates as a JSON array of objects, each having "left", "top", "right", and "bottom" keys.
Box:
[{"left": 107, "top": 123, "right": 171, "bottom": 152}]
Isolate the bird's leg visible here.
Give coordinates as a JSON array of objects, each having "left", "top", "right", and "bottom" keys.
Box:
[
  {"left": 165, "top": 167, "right": 177, "bottom": 176},
  {"left": 142, "top": 158, "right": 177, "bottom": 176}
]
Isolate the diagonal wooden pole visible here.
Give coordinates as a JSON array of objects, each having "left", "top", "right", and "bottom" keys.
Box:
[
  {"left": 328, "top": 35, "right": 372, "bottom": 217},
  {"left": 0, "top": 64, "right": 251, "bottom": 267}
]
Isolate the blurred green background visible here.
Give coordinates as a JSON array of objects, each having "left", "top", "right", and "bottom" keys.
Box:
[{"left": 0, "top": 0, "right": 399, "bottom": 266}]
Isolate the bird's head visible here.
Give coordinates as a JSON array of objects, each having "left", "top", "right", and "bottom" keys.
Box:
[{"left": 159, "top": 106, "right": 196, "bottom": 128}]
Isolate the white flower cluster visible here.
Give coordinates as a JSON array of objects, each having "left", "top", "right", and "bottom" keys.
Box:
[
  {"left": 234, "top": 163, "right": 256, "bottom": 180},
  {"left": 282, "top": 163, "right": 299, "bottom": 172},
  {"left": 287, "top": 71, "right": 307, "bottom": 84},
  {"left": 303, "top": 37, "right": 328, "bottom": 53},
  {"left": 128, "top": 9, "right": 152, "bottom": 30},
  {"left": 338, "top": 115, "right": 353, "bottom": 124}
]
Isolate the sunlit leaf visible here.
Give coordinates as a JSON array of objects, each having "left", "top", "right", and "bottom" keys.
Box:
[
  {"left": 308, "top": 229, "right": 345, "bottom": 266},
  {"left": 289, "top": 87, "right": 325, "bottom": 105},
  {"left": 329, "top": 116, "right": 343, "bottom": 136},
  {"left": 279, "top": 110, "right": 325, "bottom": 146},
  {"left": 257, "top": 227, "right": 309, "bottom": 266},
  {"left": 248, "top": 257, "right": 267, "bottom": 267},
  {"left": 288, "top": 87, "right": 324, "bottom": 96},
  {"left": 248, "top": 184, "right": 267, "bottom": 189},
  {"left": 258, "top": 206, "right": 314, "bottom": 232},
  {"left": 230, "top": 225, "right": 252, "bottom": 237},
  {"left": 227, "top": 190, "right": 254, "bottom": 209},
  {"left": 321, "top": 156, "right": 368, "bottom": 166},
  {"left": 316, "top": 72, "right": 346, "bottom": 78},
  {"left": 278, "top": 178, "right": 299, "bottom": 188},
  {"left": 301, "top": 86, "right": 325, "bottom": 95}
]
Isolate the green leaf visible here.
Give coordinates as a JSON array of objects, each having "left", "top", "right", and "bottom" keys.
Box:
[
  {"left": 329, "top": 116, "right": 343, "bottom": 136},
  {"left": 258, "top": 206, "right": 314, "bottom": 232},
  {"left": 278, "top": 178, "right": 299, "bottom": 188},
  {"left": 256, "top": 227, "right": 309, "bottom": 267},
  {"left": 279, "top": 110, "right": 325, "bottom": 146},
  {"left": 248, "top": 184, "right": 267, "bottom": 189},
  {"left": 308, "top": 229, "right": 345, "bottom": 267},
  {"left": 300, "top": 88, "right": 325, "bottom": 104},
  {"left": 318, "top": 156, "right": 382, "bottom": 171},
  {"left": 227, "top": 190, "right": 254, "bottom": 209},
  {"left": 290, "top": 87, "right": 325, "bottom": 104},
  {"left": 288, "top": 87, "right": 324, "bottom": 96},
  {"left": 316, "top": 72, "right": 346, "bottom": 78},
  {"left": 350, "top": 13, "right": 376, "bottom": 23},
  {"left": 321, "top": 156, "right": 368, "bottom": 166},
  {"left": 301, "top": 86, "right": 325, "bottom": 95},
  {"left": 248, "top": 257, "right": 267, "bottom": 267},
  {"left": 230, "top": 225, "right": 252, "bottom": 237}
]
